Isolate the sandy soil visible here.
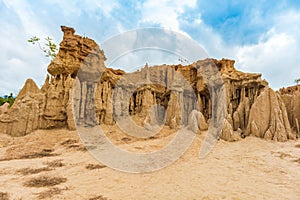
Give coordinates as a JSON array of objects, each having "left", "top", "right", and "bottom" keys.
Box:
[{"left": 0, "top": 127, "right": 299, "bottom": 200}]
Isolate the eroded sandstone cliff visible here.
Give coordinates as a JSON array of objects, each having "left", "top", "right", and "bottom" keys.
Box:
[
  {"left": 0, "top": 26, "right": 297, "bottom": 142},
  {"left": 280, "top": 85, "right": 300, "bottom": 137}
]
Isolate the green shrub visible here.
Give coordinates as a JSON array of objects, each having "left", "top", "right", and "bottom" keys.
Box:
[{"left": 0, "top": 93, "right": 15, "bottom": 107}]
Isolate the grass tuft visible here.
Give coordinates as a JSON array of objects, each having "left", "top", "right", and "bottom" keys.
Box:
[
  {"left": 17, "top": 167, "right": 52, "bottom": 175},
  {"left": 45, "top": 159, "right": 65, "bottom": 168},
  {"left": 21, "top": 149, "right": 58, "bottom": 159},
  {"left": 0, "top": 192, "right": 9, "bottom": 200},
  {"left": 23, "top": 176, "right": 67, "bottom": 187},
  {"left": 36, "top": 187, "right": 67, "bottom": 199},
  {"left": 85, "top": 164, "right": 106, "bottom": 170},
  {"left": 89, "top": 195, "right": 109, "bottom": 200}
]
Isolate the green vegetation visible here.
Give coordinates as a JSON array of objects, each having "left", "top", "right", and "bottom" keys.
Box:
[
  {"left": 295, "top": 78, "right": 300, "bottom": 86},
  {"left": 0, "top": 93, "right": 15, "bottom": 107},
  {"left": 28, "top": 36, "right": 58, "bottom": 59}
]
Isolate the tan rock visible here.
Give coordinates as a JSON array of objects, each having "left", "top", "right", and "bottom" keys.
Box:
[
  {"left": 250, "top": 121, "right": 260, "bottom": 138},
  {"left": 264, "top": 129, "right": 273, "bottom": 140},
  {"left": 0, "top": 26, "right": 297, "bottom": 143},
  {"left": 0, "top": 26, "right": 107, "bottom": 135},
  {"left": 296, "top": 118, "right": 299, "bottom": 135},
  {"left": 232, "top": 111, "right": 240, "bottom": 131},
  {"left": 187, "top": 110, "right": 208, "bottom": 133},
  {"left": 247, "top": 87, "right": 295, "bottom": 141},
  {"left": 280, "top": 89, "right": 300, "bottom": 137},
  {"left": 220, "top": 119, "right": 241, "bottom": 142},
  {"left": 0, "top": 102, "right": 9, "bottom": 115},
  {"left": 0, "top": 79, "right": 40, "bottom": 136}
]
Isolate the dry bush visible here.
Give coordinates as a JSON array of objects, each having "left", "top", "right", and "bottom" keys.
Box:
[
  {"left": 67, "top": 144, "right": 87, "bottom": 151},
  {"left": 36, "top": 187, "right": 66, "bottom": 199},
  {"left": 23, "top": 176, "right": 67, "bottom": 187},
  {"left": 271, "top": 151, "right": 292, "bottom": 159},
  {"left": 89, "top": 195, "right": 109, "bottom": 200},
  {"left": 278, "top": 152, "right": 292, "bottom": 159},
  {"left": 121, "top": 137, "right": 131, "bottom": 142},
  {"left": 45, "top": 159, "right": 65, "bottom": 168},
  {"left": 0, "top": 192, "right": 9, "bottom": 200},
  {"left": 21, "top": 149, "right": 59, "bottom": 159},
  {"left": 292, "top": 158, "right": 300, "bottom": 164},
  {"left": 60, "top": 139, "right": 87, "bottom": 151},
  {"left": 85, "top": 164, "right": 106, "bottom": 170},
  {"left": 78, "top": 146, "right": 87, "bottom": 151},
  {"left": 67, "top": 144, "right": 80, "bottom": 148},
  {"left": 17, "top": 167, "right": 52, "bottom": 175},
  {"left": 0, "top": 148, "right": 59, "bottom": 162},
  {"left": 60, "top": 139, "right": 78, "bottom": 146}
]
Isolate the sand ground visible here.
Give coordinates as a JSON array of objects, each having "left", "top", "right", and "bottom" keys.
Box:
[{"left": 0, "top": 127, "right": 299, "bottom": 200}]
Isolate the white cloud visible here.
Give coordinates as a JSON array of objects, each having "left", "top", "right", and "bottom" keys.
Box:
[
  {"left": 180, "top": 20, "right": 238, "bottom": 60},
  {"left": 139, "top": 0, "right": 196, "bottom": 31},
  {"left": 0, "top": 0, "right": 120, "bottom": 96},
  {"left": 1, "top": 0, "right": 300, "bottom": 96},
  {"left": 101, "top": 28, "right": 208, "bottom": 73},
  {"left": 237, "top": 33, "right": 298, "bottom": 87},
  {"left": 0, "top": 0, "right": 50, "bottom": 95},
  {"left": 3, "top": 0, "right": 48, "bottom": 36},
  {"left": 44, "top": 0, "right": 119, "bottom": 18},
  {"left": 177, "top": 9, "right": 300, "bottom": 90},
  {"left": 236, "top": 11, "right": 300, "bottom": 89}
]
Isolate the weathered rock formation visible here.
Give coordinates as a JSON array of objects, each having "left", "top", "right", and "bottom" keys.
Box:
[
  {"left": 0, "top": 79, "right": 40, "bottom": 136},
  {"left": 245, "top": 87, "right": 295, "bottom": 141},
  {"left": 0, "top": 102, "right": 9, "bottom": 115},
  {"left": 187, "top": 110, "right": 208, "bottom": 133},
  {"left": 0, "top": 26, "right": 99, "bottom": 136},
  {"left": 280, "top": 85, "right": 300, "bottom": 137},
  {"left": 0, "top": 26, "right": 297, "bottom": 142}
]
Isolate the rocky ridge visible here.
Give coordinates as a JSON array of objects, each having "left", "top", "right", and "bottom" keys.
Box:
[{"left": 0, "top": 26, "right": 297, "bottom": 142}]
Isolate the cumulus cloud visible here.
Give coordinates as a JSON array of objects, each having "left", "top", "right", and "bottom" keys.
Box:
[
  {"left": 236, "top": 11, "right": 300, "bottom": 89},
  {"left": 3, "top": 0, "right": 47, "bottom": 36},
  {"left": 1, "top": 0, "right": 300, "bottom": 96},
  {"left": 180, "top": 6, "right": 300, "bottom": 89},
  {"left": 44, "top": 0, "right": 119, "bottom": 18},
  {"left": 0, "top": 0, "right": 120, "bottom": 96},
  {"left": 102, "top": 28, "right": 207, "bottom": 71},
  {"left": 139, "top": 0, "right": 196, "bottom": 31},
  {"left": 0, "top": 0, "right": 51, "bottom": 95}
]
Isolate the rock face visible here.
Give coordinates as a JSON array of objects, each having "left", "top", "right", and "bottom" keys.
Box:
[
  {"left": 0, "top": 26, "right": 102, "bottom": 136},
  {"left": 246, "top": 87, "right": 295, "bottom": 141},
  {"left": 220, "top": 118, "right": 241, "bottom": 142},
  {"left": 0, "top": 79, "right": 41, "bottom": 136},
  {"left": 280, "top": 86, "right": 300, "bottom": 137},
  {"left": 0, "top": 26, "right": 297, "bottom": 142},
  {"left": 187, "top": 110, "right": 208, "bottom": 133},
  {"left": 0, "top": 102, "right": 9, "bottom": 115}
]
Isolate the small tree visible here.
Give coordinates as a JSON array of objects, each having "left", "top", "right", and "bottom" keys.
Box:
[
  {"left": 0, "top": 93, "right": 15, "bottom": 107},
  {"left": 295, "top": 78, "right": 300, "bottom": 86},
  {"left": 28, "top": 36, "right": 58, "bottom": 59}
]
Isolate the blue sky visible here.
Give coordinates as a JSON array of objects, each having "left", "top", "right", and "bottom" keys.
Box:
[{"left": 1, "top": 0, "right": 300, "bottom": 95}]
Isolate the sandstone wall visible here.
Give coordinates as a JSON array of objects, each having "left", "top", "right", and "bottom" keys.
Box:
[
  {"left": 246, "top": 87, "right": 295, "bottom": 141},
  {"left": 0, "top": 26, "right": 297, "bottom": 142},
  {"left": 280, "top": 86, "right": 300, "bottom": 137},
  {"left": 0, "top": 26, "right": 100, "bottom": 136}
]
